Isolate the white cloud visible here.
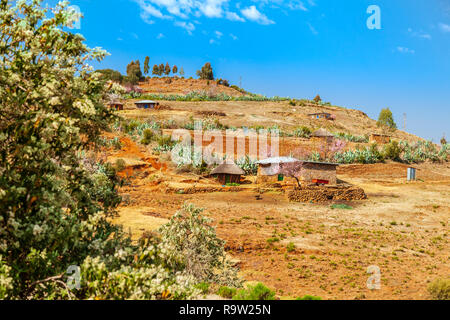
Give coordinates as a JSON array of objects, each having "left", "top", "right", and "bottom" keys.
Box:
[
  {"left": 306, "top": 22, "right": 317, "bottom": 35},
  {"left": 225, "top": 11, "right": 245, "bottom": 22},
  {"left": 135, "top": 0, "right": 171, "bottom": 24},
  {"left": 156, "top": 33, "right": 165, "bottom": 39},
  {"left": 288, "top": 0, "right": 308, "bottom": 11},
  {"left": 241, "top": 5, "right": 274, "bottom": 25},
  {"left": 230, "top": 33, "right": 238, "bottom": 40},
  {"left": 439, "top": 23, "right": 450, "bottom": 33},
  {"left": 174, "top": 21, "right": 195, "bottom": 35},
  {"left": 132, "top": 0, "right": 317, "bottom": 30},
  {"left": 408, "top": 28, "right": 431, "bottom": 40},
  {"left": 215, "top": 30, "right": 223, "bottom": 38},
  {"left": 397, "top": 46, "right": 415, "bottom": 54},
  {"left": 198, "top": 0, "right": 228, "bottom": 18}
]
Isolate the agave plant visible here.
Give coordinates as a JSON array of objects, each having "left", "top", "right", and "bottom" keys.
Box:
[{"left": 237, "top": 156, "right": 258, "bottom": 175}]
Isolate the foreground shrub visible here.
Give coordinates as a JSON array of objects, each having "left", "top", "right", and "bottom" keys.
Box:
[
  {"left": 233, "top": 283, "right": 276, "bottom": 300},
  {"left": 195, "top": 282, "right": 210, "bottom": 295},
  {"left": 0, "top": 1, "right": 230, "bottom": 300},
  {"left": 428, "top": 278, "right": 450, "bottom": 300},
  {"left": 383, "top": 141, "right": 402, "bottom": 161},
  {"left": 141, "top": 128, "right": 155, "bottom": 145},
  {"left": 296, "top": 295, "right": 322, "bottom": 300},
  {"left": 218, "top": 286, "right": 237, "bottom": 299},
  {"left": 159, "top": 203, "right": 241, "bottom": 287}
]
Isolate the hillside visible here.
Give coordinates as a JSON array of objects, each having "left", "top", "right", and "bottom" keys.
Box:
[
  {"left": 120, "top": 99, "right": 421, "bottom": 144},
  {"left": 138, "top": 77, "right": 245, "bottom": 96}
]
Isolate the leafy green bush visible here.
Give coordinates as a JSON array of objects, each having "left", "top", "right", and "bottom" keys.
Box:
[
  {"left": 428, "top": 278, "right": 450, "bottom": 300},
  {"left": 195, "top": 282, "right": 210, "bottom": 294},
  {"left": 383, "top": 141, "right": 402, "bottom": 160},
  {"left": 233, "top": 283, "right": 276, "bottom": 300},
  {"left": 294, "top": 126, "right": 312, "bottom": 138},
  {"left": 286, "top": 242, "right": 296, "bottom": 252},
  {"left": 331, "top": 204, "right": 353, "bottom": 210},
  {"left": 159, "top": 203, "right": 241, "bottom": 287},
  {"left": 157, "top": 135, "right": 176, "bottom": 150},
  {"left": 141, "top": 129, "right": 155, "bottom": 145},
  {"left": 114, "top": 159, "right": 126, "bottom": 172},
  {"left": 218, "top": 286, "right": 237, "bottom": 299},
  {"left": 0, "top": 1, "right": 236, "bottom": 300},
  {"left": 296, "top": 295, "right": 322, "bottom": 300}
]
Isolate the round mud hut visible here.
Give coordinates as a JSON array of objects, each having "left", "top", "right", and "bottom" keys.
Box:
[
  {"left": 311, "top": 128, "right": 335, "bottom": 144},
  {"left": 211, "top": 161, "right": 245, "bottom": 185}
]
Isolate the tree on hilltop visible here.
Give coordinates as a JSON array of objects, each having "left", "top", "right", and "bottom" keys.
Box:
[
  {"left": 144, "top": 56, "right": 150, "bottom": 75},
  {"left": 164, "top": 62, "right": 171, "bottom": 76},
  {"left": 377, "top": 108, "right": 397, "bottom": 131},
  {"left": 196, "top": 62, "right": 214, "bottom": 80}
]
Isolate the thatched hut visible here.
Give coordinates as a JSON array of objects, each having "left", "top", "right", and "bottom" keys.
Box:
[
  {"left": 311, "top": 128, "right": 334, "bottom": 144},
  {"left": 211, "top": 161, "right": 245, "bottom": 185}
]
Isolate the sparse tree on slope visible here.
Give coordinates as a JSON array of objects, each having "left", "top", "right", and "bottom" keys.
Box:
[
  {"left": 377, "top": 108, "right": 397, "bottom": 131},
  {"left": 172, "top": 65, "right": 178, "bottom": 75},
  {"left": 196, "top": 62, "right": 214, "bottom": 80},
  {"left": 152, "top": 64, "right": 159, "bottom": 76},
  {"left": 164, "top": 62, "right": 171, "bottom": 76},
  {"left": 126, "top": 60, "right": 142, "bottom": 85},
  {"left": 144, "top": 56, "right": 150, "bottom": 75}
]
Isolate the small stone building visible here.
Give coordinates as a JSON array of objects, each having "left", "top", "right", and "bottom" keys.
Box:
[
  {"left": 369, "top": 133, "right": 391, "bottom": 144},
  {"left": 211, "top": 160, "right": 245, "bottom": 185},
  {"left": 257, "top": 157, "right": 299, "bottom": 184},
  {"left": 308, "top": 112, "right": 332, "bottom": 120},
  {"left": 135, "top": 100, "right": 160, "bottom": 109},
  {"left": 301, "top": 161, "right": 338, "bottom": 185},
  {"left": 257, "top": 157, "right": 339, "bottom": 185}
]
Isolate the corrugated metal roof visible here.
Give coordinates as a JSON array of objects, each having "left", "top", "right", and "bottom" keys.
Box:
[
  {"left": 135, "top": 100, "right": 158, "bottom": 104},
  {"left": 257, "top": 157, "right": 299, "bottom": 164},
  {"left": 257, "top": 157, "right": 339, "bottom": 166}
]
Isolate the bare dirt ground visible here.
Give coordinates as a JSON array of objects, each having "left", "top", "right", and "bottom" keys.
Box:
[
  {"left": 108, "top": 134, "right": 450, "bottom": 300},
  {"left": 138, "top": 77, "right": 244, "bottom": 96}
]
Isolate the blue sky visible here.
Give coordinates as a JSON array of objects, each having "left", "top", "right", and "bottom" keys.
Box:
[{"left": 62, "top": 0, "right": 449, "bottom": 142}]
